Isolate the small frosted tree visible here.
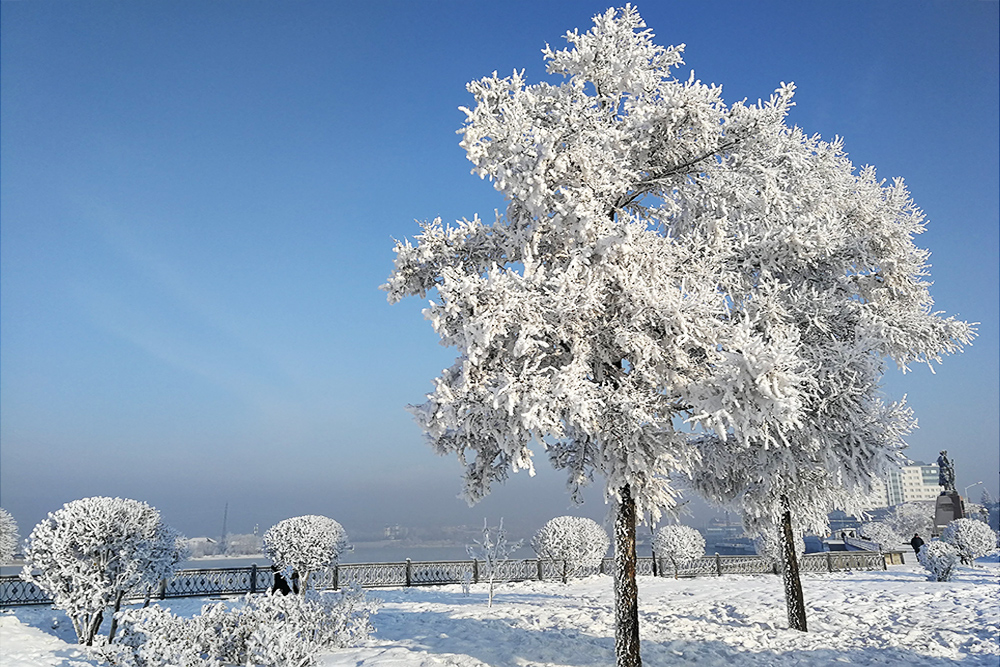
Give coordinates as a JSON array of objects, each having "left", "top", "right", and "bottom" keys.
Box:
[
  {"left": 941, "top": 518, "right": 996, "bottom": 565},
  {"left": 917, "top": 540, "right": 960, "bottom": 582},
  {"left": 467, "top": 518, "right": 523, "bottom": 607},
  {"left": 0, "top": 508, "right": 19, "bottom": 564},
  {"left": 532, "top": 516, "right": 609, "bottom": 583},
  {"left": 21, "top": 497, "right": 186, "bottom": 646},
  {"left": 262, "top": 515, "right": 348, "bottom": 595},
  {"left": 886, "top": 502, "right": 935, "bottom": 539},
  {"left": 860, "top": 522, "right": 902, "bottom": 551},
  {"left": 652, "top": 525, "right": 705, "bottom": 579}
]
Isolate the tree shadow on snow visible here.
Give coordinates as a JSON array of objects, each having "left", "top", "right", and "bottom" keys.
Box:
[{"left": 370, "top": 607, "right": 994, "bottom": 667}]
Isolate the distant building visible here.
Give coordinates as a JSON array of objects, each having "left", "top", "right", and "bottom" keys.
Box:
[
  {"left": 384, "top": 524, "right": 408, "bottom": 540},
  {"left": 867, "top": 460, "right": 941, "bottom": 508}
]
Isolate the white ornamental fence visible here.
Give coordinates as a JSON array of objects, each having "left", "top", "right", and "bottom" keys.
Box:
[{"left": 0, "top": 550, "right": 902, "bottom": 607}]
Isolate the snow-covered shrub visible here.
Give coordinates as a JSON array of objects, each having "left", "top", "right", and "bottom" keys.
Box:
[
  {"left": 112, "top": 587, "right": 377, "bottom": 667},
  {"left": 917, "top": 540, "right": 961, "bottom": 581},
  {"left": 0, "top": 507, "right": 19, "bottom": 563},
  {"left": 653, "top": 525, "right": 706, "bottom": 579},
  {"left": 109, "top": 604, "right": 210, "bottom": 667},
  {"left": 859, "top": 521, "right": 901, "bottom": 550},
  {"left": 941, "top": 518, "right": 996, "bottom": 565},
  {"left": 21, "top": 496, "right": 186, "bottom": 646},
  {"left": 467, "top": 518, "right": 522, "bottom": 607},
  {"left": 262, "top": 515, "right": 348, "bottom": 594},
  {"left": 531, "top": 516, "right": 609, "bottom": 583}
]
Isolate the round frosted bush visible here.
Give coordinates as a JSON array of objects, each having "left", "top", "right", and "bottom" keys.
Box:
[
  {"left": 531, "top": 516, "right": 609, "bottom": 581},
  {"left": 941, "top": 518, "right": 996, "bottom": 565},
  {"left": 917, "top": 540, "right": 960, "bottom": 581},
  {"left": 263, "top": 515, "right": 348, "bottom": 593},
  {"left": 22, "top": 496, "right": 184, "bottom": 645},
  {"left": 653, "top": 525, "right": 706, "bottom": 577}
]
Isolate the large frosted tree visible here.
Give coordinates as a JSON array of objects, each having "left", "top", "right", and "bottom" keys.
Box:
[
  {"left": 687, "top": 120, "right": 970, "bottom": 630},
  {"left": 384, "top": 6, "right": 970, "bottom": 665}
]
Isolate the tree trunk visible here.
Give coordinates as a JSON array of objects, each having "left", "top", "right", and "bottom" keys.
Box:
[
  {"left": 780, "top": 496, "right": 807, "bottom": 632},
  {"left": 614, "top": 485, "right": 642, "bottom": 667},
  {"left": 85, "top": 610, "right": 103, "bottom": 646},
  {"left": 108, "top": 590, "right": 125, "bottom": 644}
]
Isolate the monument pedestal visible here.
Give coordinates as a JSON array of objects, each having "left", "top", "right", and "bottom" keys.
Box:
[{"left": 933, "top": 492, "right": 965, "bottom": 537}]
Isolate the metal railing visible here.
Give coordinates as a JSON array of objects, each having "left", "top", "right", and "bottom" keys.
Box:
[{"left": 0, "top": 550, "right": 902, "bottom": 607}]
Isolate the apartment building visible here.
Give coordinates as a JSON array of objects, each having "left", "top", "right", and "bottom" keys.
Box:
[{"left": 868, "top": 460, "right": 941, "bottom": 508}]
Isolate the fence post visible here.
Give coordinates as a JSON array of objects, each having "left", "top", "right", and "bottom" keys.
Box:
[
  {"left": 536, "top": 559, "right": 542, "bottom": 581},
  {"left": 333, "top": 565, "right": 339, "bottom": 591},
  {"left": 715, "top": 553, "right": 722, "bottom": 576},
  {"left": 826, "top": 552, "right": 834, "bottom": 573},
  {"left": 651, "top": 550, "right": 658, "bottom": 577},
  {"left": 405, "top": 558, "right": 412, "bottom": 587},
  {"left": 158, "top": 578, "right": 167, "bottom": 600},
  {"left": 249, "top": 564, "right": 257, "bottom": 594},
  {"left": 473, "top": 559, "right": 480, "bottom": 584}
]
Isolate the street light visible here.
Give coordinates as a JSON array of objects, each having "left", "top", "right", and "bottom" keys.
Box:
[{"left": 964, "top": 481, "right": 983, "bottom": 498}]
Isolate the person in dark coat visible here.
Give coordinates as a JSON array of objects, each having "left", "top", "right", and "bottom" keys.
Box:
[
  {"left": 271, "top": 565, "right": 293, "bottom": 595},
  {"left": 910, "top": 533, "right": 925, "bottom": 555}
]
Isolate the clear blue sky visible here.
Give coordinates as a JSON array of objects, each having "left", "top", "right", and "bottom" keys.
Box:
[{"left": 2, "top": 1, "right": 997, "bottom": 540}]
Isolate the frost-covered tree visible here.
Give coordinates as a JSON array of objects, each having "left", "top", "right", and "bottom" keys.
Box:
[
  {"left": 941, "top": 518, "right": 996, "bottom": 565},
  {"left": 860, "top": 522, "right": 901, "bottom": 551},
  {"left": 383, "top": 6, "right": 970, "bottom": 663},
  {"left": 467, "top": 518, "right": 523, "bottom": 607},
  {"left": 682, "top": 73, "right": 968, "bottom": 631},
  {"left": 652, "top": 525, "right": 705, "bottom": 579},
  {"left": 886, "top": 502, "right": 935, "bottom": 539},
  {"left": 532, "top": 516, "right": 609, "bottom": 583},
  {"left": 0, "top": 508, "right": 19, "bottom": 564},
  {"left": 21, "top": 497, "right": 186, "bottom": 646},
  {"left": 917, "top": 540, "right": 960, "bottom": 582},
  {"left": 384, "top": 9, "right": 805, "bottom": 663},
  {"left": 262, "top": 515, "right": 348, "bottom": 595},
  {"left": 981, "top": 490, "right": 1000, "bottom": 531}
]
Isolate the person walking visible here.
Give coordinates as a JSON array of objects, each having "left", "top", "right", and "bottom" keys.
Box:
[{"left": 910, "top": 533, "right": 925, "bottom": 555}]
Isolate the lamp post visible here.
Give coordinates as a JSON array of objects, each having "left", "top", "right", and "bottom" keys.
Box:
[{"left": 964, "top": 481, "right": 983, "bottom": 499}]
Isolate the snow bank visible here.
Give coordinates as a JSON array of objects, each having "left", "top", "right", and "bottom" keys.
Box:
[{"left": 2, "top": 561, "right": 997, "bottom": 666}]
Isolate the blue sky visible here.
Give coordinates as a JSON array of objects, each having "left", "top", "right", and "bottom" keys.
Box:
[{"left": 2, "top": 1, "right": 997, "bottom": 540}]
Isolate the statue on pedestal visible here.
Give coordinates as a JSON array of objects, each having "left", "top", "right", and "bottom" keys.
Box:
[
  {"left": 933, "top": 450, "right": 964, "bottom": 536},
  {"left": 937, "top": 450, "right": 956, "bottom": 494}
]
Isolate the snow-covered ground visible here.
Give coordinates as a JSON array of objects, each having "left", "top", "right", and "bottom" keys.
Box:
[{"left": 2, "top": 559, "right": 997, "bottom": 666}]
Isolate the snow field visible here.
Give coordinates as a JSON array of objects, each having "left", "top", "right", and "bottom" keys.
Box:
[{"left": 1, "top": 561, "right": 997, "bottom": 667}]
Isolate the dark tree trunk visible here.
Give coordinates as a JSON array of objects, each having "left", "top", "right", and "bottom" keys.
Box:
[
  {"left": 780, "top": 496, "right": 807, "bottom": 632},
  {"left": 108, "top": 590, "right": 125, "bottom": 643},
  {"left": 85, "top": 610, "right": 103, "bottom": 646},
  {"left": 614, "top": 485, "right": 642, "bottom": 667}
]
